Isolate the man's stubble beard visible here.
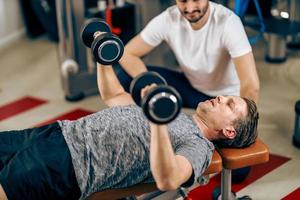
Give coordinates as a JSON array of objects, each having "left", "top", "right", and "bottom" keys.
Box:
[{"left": 183, "top": 3, "right": 209, "bottom": 24}]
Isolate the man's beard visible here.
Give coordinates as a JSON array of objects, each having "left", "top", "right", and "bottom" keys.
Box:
[{"left": 182, "top": 4, "right": 209, "bottom": 23}]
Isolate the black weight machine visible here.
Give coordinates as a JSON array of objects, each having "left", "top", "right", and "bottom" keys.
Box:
[{"left": 55, "top": 0, "right": 136, "bottom": 101}]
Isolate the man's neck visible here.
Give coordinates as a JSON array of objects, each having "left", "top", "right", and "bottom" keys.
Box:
[
  {"left": 190, "top": 3, "right": 211, "bottom": 30},
  {"left": 192, "top": 113, "right": 216, "bottom": 141}
]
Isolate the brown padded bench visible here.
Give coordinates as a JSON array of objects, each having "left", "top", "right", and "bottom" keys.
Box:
[
  {"left": 217, "top": 138, "right": 269, "bottom": 200},
  {"left": 88, "top": 150, "right": 222, "bottom": 200},
  {"left": 88, "top": 139, "right": 269, "bottom": 200}
]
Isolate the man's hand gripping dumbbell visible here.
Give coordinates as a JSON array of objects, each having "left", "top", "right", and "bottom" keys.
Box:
[
  {"left": 81, "top": 18, "right": 182, "bottom": 124},
  {"left": 130, "top": 72, "right": 182, "bottom": 124}
]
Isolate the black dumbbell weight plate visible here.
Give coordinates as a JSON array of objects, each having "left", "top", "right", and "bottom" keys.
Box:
[
  {"left": 81, "top": 18, "right": 111, "bottom": 48},
  {"left": 91, "top": 33, "right": 124, "bottom": 65},
  {"left": 142, "top": 86, "right": 182, "bottom": 124},
  {"left": 130, "top": 72, "right": 167, "bottom": 106}
]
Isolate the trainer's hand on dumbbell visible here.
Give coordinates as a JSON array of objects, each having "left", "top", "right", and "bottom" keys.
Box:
[{"left": 130, "top": 72, "right": 182, "bottom": 124}]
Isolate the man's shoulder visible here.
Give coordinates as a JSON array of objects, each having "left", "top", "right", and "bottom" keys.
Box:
[{"left": 105, "top": 104, "right": 140, "bottom": 113}]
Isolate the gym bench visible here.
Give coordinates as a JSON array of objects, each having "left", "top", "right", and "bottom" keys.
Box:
[
  {"left": 87, "top": 139, "right": 269, "bottom": 200},
  {"left": 217, "top": 138, "right": 269, "bottom": 200}
]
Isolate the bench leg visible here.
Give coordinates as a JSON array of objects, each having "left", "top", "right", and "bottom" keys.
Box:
[
  {"left": 221, "top": 169, "right": 236, "bottom": 200},
  {"left": 137, "top": 190, "right": 180, "bottom": 200}
]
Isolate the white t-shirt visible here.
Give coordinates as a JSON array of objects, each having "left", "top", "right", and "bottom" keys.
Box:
[{"left": 140, "top": 1, "right": 252, "bottom": 96}]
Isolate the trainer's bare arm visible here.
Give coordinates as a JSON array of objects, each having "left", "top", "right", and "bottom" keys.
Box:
[
  {"left": 119, "top": 35, "right": 154, "bottom": 77},
  {"left": 0, "top": 185, "right": 8, "bottom": 200}
]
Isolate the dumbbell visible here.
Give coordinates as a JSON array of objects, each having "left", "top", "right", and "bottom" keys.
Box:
[
  {"left": 81, "top": 18, "right": 124, "bottom": 65},
  {"left": 130, "top": 72, "right": 182, "bottom": 124}
]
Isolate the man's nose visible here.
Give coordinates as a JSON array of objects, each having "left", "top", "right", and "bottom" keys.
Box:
[
  {"left": 185, "top": 1, "right": 197, "bottom": 13},
  {"left": 216, "top": 95, "right": 225, "bottom": 103}
]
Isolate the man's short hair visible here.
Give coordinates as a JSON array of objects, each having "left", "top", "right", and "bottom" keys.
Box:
[{"left": 214, "top": 97, "right": 259, "bottom": 148}]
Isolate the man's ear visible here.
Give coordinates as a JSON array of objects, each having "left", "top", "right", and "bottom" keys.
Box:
[{"left": 222, "top": 126, "right": 236, "bottom": 139}]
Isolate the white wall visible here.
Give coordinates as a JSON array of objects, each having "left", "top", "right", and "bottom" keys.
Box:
[{"left": 0, "top": 0, "right": 25, "bottom": 49}]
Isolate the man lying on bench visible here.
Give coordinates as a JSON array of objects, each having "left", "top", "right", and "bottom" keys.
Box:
[{"left": 0, "top": 63, "right": 258, "bottom": 200}]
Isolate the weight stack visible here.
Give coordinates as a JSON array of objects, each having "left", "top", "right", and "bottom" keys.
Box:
[{"left": 86, "top": 2, "right": 136, "bottom": 44}]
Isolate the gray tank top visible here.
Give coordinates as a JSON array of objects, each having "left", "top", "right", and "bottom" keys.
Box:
[{"left": 59, "top": 105, "right": 214, "bottom": 200}]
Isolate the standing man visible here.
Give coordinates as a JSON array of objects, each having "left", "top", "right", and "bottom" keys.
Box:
[{"left": 118, "top": 0, "right": 260, "bottom": 107}]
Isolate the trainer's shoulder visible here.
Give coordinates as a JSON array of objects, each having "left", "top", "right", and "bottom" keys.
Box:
[
  {"left": 164, "top": 5, "right": 182, "bottom": 23},
  {"left": 210, "top": 1, "right": 238, "bottom": 25}
]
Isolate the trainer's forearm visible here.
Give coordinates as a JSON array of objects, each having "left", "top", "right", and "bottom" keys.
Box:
[
  {"left": 150, "top": 123, "right": 178, "bottom": 190},
  {"left": 0, "top": 185, "right": 8, "bottom": 200},
  {"left": 240, "top": 85, "right": 259, "bottom": 104},
  {"left": 97, "top": 63, "right": 125, "bottom": 100},
  {"left": 119, "top": 52, "right": 148, "bottom": 77}
]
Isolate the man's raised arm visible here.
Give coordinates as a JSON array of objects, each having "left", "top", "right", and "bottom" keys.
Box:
[
  {"left": 140, "top": 85, "right": 193, "bottom": 191},
  {"left": 97, "top": 64, "right": 134, "bottom": 107},
  {"left": 149, "top": 123, "right": 193, "bottom": 191}
]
